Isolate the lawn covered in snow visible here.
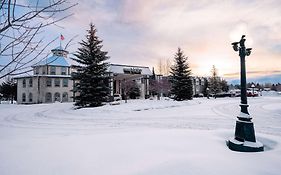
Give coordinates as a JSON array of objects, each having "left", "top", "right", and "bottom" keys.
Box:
[{"left": 0, "top": 93, "right": 281, "bottom": 175}]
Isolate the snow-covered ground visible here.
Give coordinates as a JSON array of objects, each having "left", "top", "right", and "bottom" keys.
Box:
[{"left": 0, "top": 94, "right": 281, "bottom": 175}]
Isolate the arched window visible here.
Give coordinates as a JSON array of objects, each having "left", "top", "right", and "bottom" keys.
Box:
[
  {"left": 45, "top": 92, "right": 52, "bottom": 102},
  {"left": 29, "top": 78, "right": 33, "bottom": 87},
  {"left": 22, "top": 93, "right": 26, "bottom": 102},
  {"left": 29, "top": 93, "right": 33, "bottom": 102},
  {"left": 23, "top": 79, "right": 26, "bottom": 88},
  {"left": 54, "top": 92, "right": 60, "bottom": 102},
  {"left": 62, "top": 92, "right": 68, "bottom": 102}
]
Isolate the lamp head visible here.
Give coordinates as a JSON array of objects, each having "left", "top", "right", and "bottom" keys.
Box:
[
  {"left": 231, "top": 42, "right": 239, "bottom": 51},
  {"left": 246, "top": 48, "right": 252, "bottom": 56}
]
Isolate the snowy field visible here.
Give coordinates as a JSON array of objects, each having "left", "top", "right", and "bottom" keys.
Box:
[{"left": 0, "top": 93, "right": 281, "bottom": 175}]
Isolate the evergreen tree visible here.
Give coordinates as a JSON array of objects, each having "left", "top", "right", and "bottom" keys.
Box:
[
  {"left": 0, "top": 80, "right": 17, "bottom": 103},
  {"left": 71, "top": 23, "right": 110, "bottom": 108},
  {"left": 221, "top": 79, "right": 229, "bottom": 92},
  {"left": 149, "top": 67, "right": 157, "bottom": 96},
  {"left": 170, "top": 48, "right": 193, "bottom": 101},
  {"left": 128, "top": 81, "right": 140, "bottom": 99},
  {"left": 209, "top": 65, "right": 221, "bottom": 97}
]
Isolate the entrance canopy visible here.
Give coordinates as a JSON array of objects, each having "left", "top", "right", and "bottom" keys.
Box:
[{"left": 108, "top": 64, "right": 152, "bottom": 79}]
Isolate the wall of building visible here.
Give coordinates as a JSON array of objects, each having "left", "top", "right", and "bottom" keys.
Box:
[
  {"left": 39, "top": 77, "right": 73, "bottom": 103},
  {"left": 17, "top": 77, "right": 39, "bottom": 104},
  {"left": 17, "top": 76, "right": 73, "bottom": 104}
]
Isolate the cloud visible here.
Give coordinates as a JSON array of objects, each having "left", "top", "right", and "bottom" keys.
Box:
[
  {"left": 41, "top": 0, "right": 281, "bottom": 78},
  {"left": 224, "top": 70, "right": 281, "bottom": 78}
]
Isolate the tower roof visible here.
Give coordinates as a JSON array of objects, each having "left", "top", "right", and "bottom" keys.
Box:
[{"left": 35, "top": 46, "right": 70, "bottom": 67}]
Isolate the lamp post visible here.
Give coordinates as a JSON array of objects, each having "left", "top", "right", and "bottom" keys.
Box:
[{"left": 227, "top": 35, "right": 264, "bottom": 152}]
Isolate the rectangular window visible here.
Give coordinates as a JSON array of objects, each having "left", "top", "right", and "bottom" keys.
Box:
[
  {"left": 61, "top": 67, "right": 66, "bottom": 75},
  {"left": 50, "top": 66, "right": 56, "bottom": 75},
  {"left": 46, "top": 78, "right": 52, "bottom": 87},
  {"left": 29, "top": 78, "right": 33, "bottom": 87},
  {"left": 63, "top": 78, "right": 68, "bottom": 87},
  {"left": 55, "top": 78, "right": 60, "bottom": 87}
]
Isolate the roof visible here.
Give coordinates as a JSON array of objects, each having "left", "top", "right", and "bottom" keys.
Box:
[
  {"left": 51, "top": 46, "right": 69, "bottom": 54},
  {"left": 36, "top": 55, "right": 70, "bottom": 67},
  {"left": 35, "top": 46, "right": 70, "bottom": 67},
  {"left": 14, "top": 75, "right": 71, "bottom": 79}
]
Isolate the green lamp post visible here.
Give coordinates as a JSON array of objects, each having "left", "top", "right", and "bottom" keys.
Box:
[{"left": 227, "top": 35, "right": 264, "bottom": 152}]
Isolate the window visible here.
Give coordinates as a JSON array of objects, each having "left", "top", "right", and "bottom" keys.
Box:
[
  {"left": 22, "top": 93, "right": 26, "bottom": 102},
  {"left": 23, "top": 79, "right": 26, "bottom": 88},
  {"left": 42, "top": 66, "right": 46, "bottom": 74},
  {"left": 46, "top": 78, "right": 52, "bottom": 87},
  {"left": 35, "top": 67, "right": 39, "bottom": 74},
  {"left": 54, "top": 78, "right": 60, "bottom": 87},
  {"left": 29, "top": 78, "right": 33, "bottom": 87},
  {"left": 45, "top": 92, "right": 52, "bottom": 102},
  {"left": 54, "top": 92, "right": 60, "bottom": 102},
  {"left": 61, "top": 67, "right": 66, "bottom": 75},
  {"left": 63, "top": 78, "right": 68, "bottom": 87},
  {"left": 62, "top": 92, "right": 68, "bottom": 102},
  {"left": 29, "top": 93, "right": 33, "bottom": 102},
  {"left": 50, "top": 66, "right": 56, "bottom": 75}
]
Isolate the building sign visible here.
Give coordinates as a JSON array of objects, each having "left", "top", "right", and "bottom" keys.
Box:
[{"left": 123, "top": 68, "right": 142, "bottom": 74}]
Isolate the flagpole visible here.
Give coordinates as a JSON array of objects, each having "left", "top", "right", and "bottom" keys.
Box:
[{"left": 60, "top": 33, "right": 62, "bottom": 48}]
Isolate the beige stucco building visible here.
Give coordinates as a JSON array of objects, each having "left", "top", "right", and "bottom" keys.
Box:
[
  {"left": 15, "top": 46, "right": 73, "bottom": 104},
  {"left": 15, "top": 46, "right": 152, "bottom": 104}
]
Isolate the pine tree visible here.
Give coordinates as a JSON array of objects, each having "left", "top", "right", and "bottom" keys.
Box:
[
  {"left": 0, "top": 80, "right": 17, "bottom": 103},
  {"left": 220, "top": 79, "right": 229, "bottom": 92},
  {"left": 71, "top": 23, "right": 110, "bottom": 108},
  {"left": 170, "top": 48, "right": 193, "bottom": 101},
  {"left": 209, "top": 65, "right": 221, "bottom": 97}
]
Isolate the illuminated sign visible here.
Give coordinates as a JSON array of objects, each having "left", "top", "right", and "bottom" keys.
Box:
[{"left": 123, "top": 68, "right": 142, "bottom": 74}]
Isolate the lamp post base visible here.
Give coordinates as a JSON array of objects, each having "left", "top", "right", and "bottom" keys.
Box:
[
  {"left": 227, "top": 116, "right": 264, "bottom": 152},
  {"left": 227, "top": 138, "right": 264, "bottom": 152}
]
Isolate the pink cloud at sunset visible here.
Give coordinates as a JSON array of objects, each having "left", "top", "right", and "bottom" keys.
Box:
[{"left": 42, "top": 0, "right": 281, "bottom": 79}]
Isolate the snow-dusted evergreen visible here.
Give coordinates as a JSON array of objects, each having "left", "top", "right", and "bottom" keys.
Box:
[
  {"left": 170, "top": 48, "right": 193, "bottom": 100},
  {"left": 72, "top": 23, "right": 110, "bottom": 107},
  {"left": 208, "top": 65, "right": 222, "bottom": 96}
]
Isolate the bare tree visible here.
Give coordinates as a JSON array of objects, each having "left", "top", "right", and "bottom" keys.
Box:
[
  {"left": 0, "top": 0, "right": 77, "bottom": 79},
  {"left": 157, "top": 59, "right": 163, "bottom": 75},
  {"left": 164, "top": 58, "right": 171, "bottom": 76},
  {"left": 157, "top": 58, "right": 171, "bottom": 76}
]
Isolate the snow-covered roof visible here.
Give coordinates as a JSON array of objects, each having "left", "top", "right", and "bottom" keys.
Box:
[
  {"left": 13, "top": 75, "right": 71, "bottom": 79},
  {"left": 36, "top": 55, "right": 70, "bottom": 67},
  {"left": 35, "top": 46, "right": 70, "bottom": 67},
  {"left": 108, "top": 64, "right": 152, "bottom": 75}
]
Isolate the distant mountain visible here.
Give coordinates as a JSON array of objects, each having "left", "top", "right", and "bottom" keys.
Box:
[{"left": 227, "top": 73, "right": 281, "bottom": 85}]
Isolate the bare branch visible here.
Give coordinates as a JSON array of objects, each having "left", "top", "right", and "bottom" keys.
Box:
[{"left": 0, "top": 0, "right": 77, "bottom": 79}]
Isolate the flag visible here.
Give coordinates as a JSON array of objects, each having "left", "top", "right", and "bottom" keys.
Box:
[{"left": 60, "top": 34, "right": 65, "bottom": 40}]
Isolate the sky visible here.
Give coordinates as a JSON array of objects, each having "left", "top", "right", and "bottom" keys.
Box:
[{"left": 16, "top": 0, "right": 281, "bottom": 79}]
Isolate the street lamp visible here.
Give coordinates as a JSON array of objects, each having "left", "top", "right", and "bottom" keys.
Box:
[{"left": 227, "top": 35, "right": 264, "bottom": 152}]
